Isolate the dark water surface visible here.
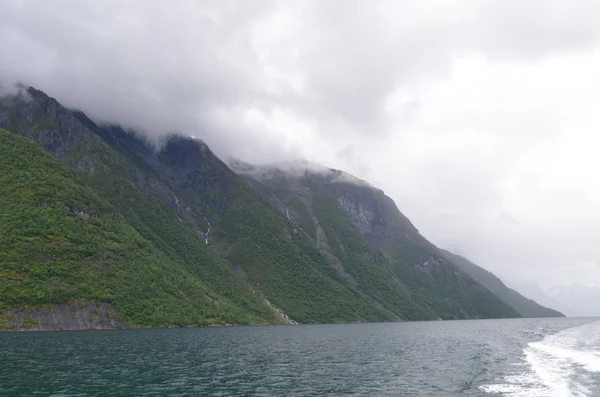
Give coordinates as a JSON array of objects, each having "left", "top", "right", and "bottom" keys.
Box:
[{"left": 1, "top": 317, "right": 599, "bottom": 396}]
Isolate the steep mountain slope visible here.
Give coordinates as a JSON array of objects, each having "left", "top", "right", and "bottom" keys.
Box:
[
  {"left": 0, "top": 87, "right": 398, "bottom": 325},
  {"left": 75, "top": 132, "right": 399, "bottom": 323},
  {"left": 0, "top": 127, "right": 279, "bottom": 330},
  {"left": 508, "top": 281, "right": 574, "bottom": 316},
  {"left": 232, "top": 162, "right": 521, "bottom": 320},
  {"left": 441, "top": 250, "right": 564, "bottom": 318},
  {"left": 88, "top": 126, "right": 519, "bottom": 321},
  {"left": 1, "top": 86, "right": 529, "bottom": 328}
]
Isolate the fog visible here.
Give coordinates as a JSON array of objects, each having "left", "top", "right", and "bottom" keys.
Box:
[{"left": 2, "top": 0, "right": 600, "bottom": 295}]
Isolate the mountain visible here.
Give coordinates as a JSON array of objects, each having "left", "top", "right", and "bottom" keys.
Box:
[
  {"left": 440, "top": 251, "right": 564, "bottom": 318},
  {"left": 0, "top": 127, "right": 280, "bottom": 330},
  {"left": 0, "top": 86, "right": 530, "bottom": 329},
  {"left": 1, "top": 87, "right": 399, "bottom": 327},
  {"left": 230, "top": 161, "right": 520, "bottom": 320},
  {"left": 506, "top": 281, "right": 575, "bottom": 317},
  {"left": 546, "top": 285, "right": 600, "bottom": 317}
]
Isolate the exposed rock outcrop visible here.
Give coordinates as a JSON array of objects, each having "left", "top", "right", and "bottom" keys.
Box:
[{"left": 1, "top": 302, "right": 126, "bottom": 331}]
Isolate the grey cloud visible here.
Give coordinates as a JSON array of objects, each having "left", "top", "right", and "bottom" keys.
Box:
[
  {"left": 4, "top": 1, "right": 600, "bottom": 154},
  {"left": 1, "top": 0, "right": 274, "bottom": 156},
  {"left": 258, "top": 1, "right": 600, "bottom": 140},
  {"left": 3, "top": 0, "right": 600, "bottom": 290}
]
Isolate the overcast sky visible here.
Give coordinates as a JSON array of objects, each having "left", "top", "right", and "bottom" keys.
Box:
[{"left": 2, "top": 0, "right": 600, "bottom": 290}]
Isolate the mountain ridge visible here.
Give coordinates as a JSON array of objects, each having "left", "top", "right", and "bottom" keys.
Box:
[
  {"left": 231, "top": 160, "right": 564, "bottom": 318},
  {"left": 0, "top": 85, "right": 562, "bottom": 329},
  {"left": 441, "top": 250, "right": 564, "bottom": 318}
]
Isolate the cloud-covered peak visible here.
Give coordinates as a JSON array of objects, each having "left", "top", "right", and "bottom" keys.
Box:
[{"left": 3, "top": 0, "right": 600, "bottom": 287}]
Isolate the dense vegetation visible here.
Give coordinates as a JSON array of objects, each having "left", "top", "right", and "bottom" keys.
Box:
[
  {"left": 79, "top": 129, "right": 395, "bottom": 324},
  {"left": 0, "top": 128, "right": 279, "bottom": 327},
  {"left": 1, "top": 89, "right": 399, "bottom": 327},
  {"left": 262, "top": 178, "right": 518, "bottom": 320}
]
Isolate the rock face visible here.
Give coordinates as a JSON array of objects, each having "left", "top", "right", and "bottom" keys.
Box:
[
  {"left": 0, "top": 88, "right": 102, "bottom": 173},
  {"left": 1, "top": 302, "right": 126, "bottom": 331},
  {"left": 319, "top": 178, "right": 429, "bottom": 251}
]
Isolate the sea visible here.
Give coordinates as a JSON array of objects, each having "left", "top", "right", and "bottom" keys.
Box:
[{"left": 1, "top": 317, "right": 599, "bottom": 396}]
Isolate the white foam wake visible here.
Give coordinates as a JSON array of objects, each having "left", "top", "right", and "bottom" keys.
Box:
[{"left": 480, "top": 321, "right": 600, "bottom": 397}]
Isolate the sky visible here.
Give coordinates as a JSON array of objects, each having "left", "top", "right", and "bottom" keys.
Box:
[{"left": 2, "top": 0, "right": 600, "bottom": 290}]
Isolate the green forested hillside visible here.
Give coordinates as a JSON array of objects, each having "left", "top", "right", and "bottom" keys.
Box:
[
  {"left": 80, "top": 132, "right": 396, "bottom": 324},
  {"left": 0, "top": 128, "right": 279, "bottom": 328},
  {"left": 241, "top": 171, "right": 519, "bottom": 320},
  {"left": 0, "top": 86, "right": 552, "bottom": 329},
  {"left": 0, "top": 88, "right": 400, "bottom": 327}
]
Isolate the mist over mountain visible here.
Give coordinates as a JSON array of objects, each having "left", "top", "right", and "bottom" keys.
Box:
[
  {"left": 3, "top": 1, "right": 600, "bottom": 293},
  {"left": 0, "top": 85, "right": 568, "bottom": 329},
  {"left": 545, "top": 285, "right": 600, "bottom": 317},
  {"left": 441, "top": 251, "right": 563, "bottom": 318}
]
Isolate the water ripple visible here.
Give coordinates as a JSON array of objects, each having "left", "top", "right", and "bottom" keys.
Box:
[{"left": 0, "top": 318, "right": 595, "bottom": 396}]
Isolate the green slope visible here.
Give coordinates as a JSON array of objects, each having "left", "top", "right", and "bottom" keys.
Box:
[
  {"left": 0, "top": 86, "right": 529, "bottom": 327},
  {"left": 0, "top": 128, "right": 279, "bottom": 329},
  {"left": 309, "top": 184, "right": 517, "bottom": 319},
  {"left": 81, "top": 132, "right": 395, "bottom": 324},
  {"left": 441, "top": 250, "right": 564, "bottom": 318},
  {"left": 234, "top": 164, "right": 520, "bottom": 320},
  {"left": 1, "top": 87, "right": 398, "bottom": 325}
]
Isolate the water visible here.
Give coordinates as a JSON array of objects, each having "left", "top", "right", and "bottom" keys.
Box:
[{"left": 0, "top": 317, "right": 599, "bottom": 396}]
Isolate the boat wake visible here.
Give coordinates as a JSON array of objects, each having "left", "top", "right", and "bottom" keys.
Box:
[{"left": 481, "top": 321, "right": 600, "bottom": 396}]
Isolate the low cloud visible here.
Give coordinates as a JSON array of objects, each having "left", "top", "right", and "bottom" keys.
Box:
[{"left": 3, "top": 0, "right": 600, "bottom": 288}]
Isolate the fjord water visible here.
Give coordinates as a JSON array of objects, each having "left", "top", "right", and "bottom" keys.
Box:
[{"left": 1, "top": 318, "right": 599, "bottom": 396}]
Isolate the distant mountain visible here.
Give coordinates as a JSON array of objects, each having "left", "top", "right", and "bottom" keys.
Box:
[
  {"left": 0, "top": 85, "right": 529, "bottom": 329},
  {"left": 440, "top": 251, "right": 564, "bottom": 318},
  {"left": 546, "top": 285, "right": 600, "bottom": 317},
  {"left": 507, "top": 281, "right": 575, "bottom": 316}
]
